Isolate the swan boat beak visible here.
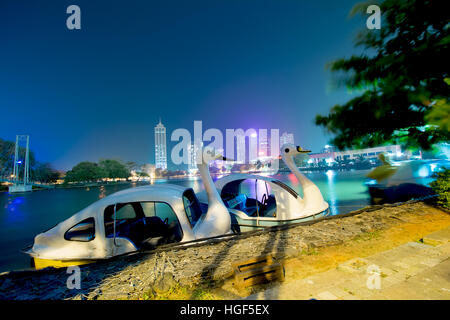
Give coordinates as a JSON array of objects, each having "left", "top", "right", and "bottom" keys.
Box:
[{"left": 296, "top": 146, "right": 311, "bottom": 153}]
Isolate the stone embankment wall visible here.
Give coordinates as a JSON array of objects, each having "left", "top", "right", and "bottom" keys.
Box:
[{"left": 0, "top": 201, "right": 440, "bottom": 300}]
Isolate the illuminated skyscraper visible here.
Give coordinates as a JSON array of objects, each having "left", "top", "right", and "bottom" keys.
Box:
[
  {"left": 258, "top": 130, "right": 269, "bottom": 157},
  {"left": 249, "top": 132, "right": 258, "bottom": 163},
  {"left": 235, "top": 133, "right": 246, "bottom": 164},
  {"left": 187, "top": 142, "right": 199, "bottom": 174},
  {"left": 280, "top": 132, "right": 294, "bottom": 147},
  {"left": 154, "top": 119, "right": 167, "bottom": 170}
]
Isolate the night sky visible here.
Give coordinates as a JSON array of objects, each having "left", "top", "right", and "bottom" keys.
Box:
[{"left": 0, "top": 0, "right": 365, "bottom": 170}]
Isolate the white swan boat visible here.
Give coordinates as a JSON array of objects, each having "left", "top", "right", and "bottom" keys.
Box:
[
  {"left": 24, "top": 150, "right": 231, "bottom": 269},
  {"left": 201, "top": 144, "right": 330, "bottom": 232},
  {"left": 366, "top": 157, "right": 442, "bottom": 204}
]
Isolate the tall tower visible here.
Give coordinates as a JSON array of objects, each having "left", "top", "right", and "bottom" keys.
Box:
[
  {"left": 9, "top": 135, "right": 32, "bottom": 193},
  {"left": 154, "top": 119, "right": 167, "bottom": 170},
  {"left": 187, "top": 142, "right": 198, "bottom": 174},
  {"left": 280, "top": 132, "right": 295, "bottom": 147},
  {"left": 235, "top": 133, "right": 246, "bottom": 164},
  {"left": 258, "top": 131, "right": 268, "bottom": 158}
]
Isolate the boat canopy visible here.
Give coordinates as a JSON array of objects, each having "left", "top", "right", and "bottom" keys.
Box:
[
  {"left": 212, "top": 174, "right": 322, "bottom": 221},
  {"left": 28, "top": 184, "right": 198, "bottom": 261}
]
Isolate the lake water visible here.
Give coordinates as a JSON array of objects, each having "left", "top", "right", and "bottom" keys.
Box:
[{"left": 0, "top": 166, "right": 441, "bottom": 273}]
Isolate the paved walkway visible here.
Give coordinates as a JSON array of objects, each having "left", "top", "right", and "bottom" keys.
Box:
[{"left": 246, "top": 227, "right": 450, "bottom": 300}]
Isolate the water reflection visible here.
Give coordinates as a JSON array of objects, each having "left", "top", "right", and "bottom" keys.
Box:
[
  {"left": 99, "top": 185, "right": 106, "bottom": 199},
  {"left": 325, "top": 170, "right": 338, "bottom": 215},
  {"left": 4, "top": 196, "right": 25, "bottom": 224}
]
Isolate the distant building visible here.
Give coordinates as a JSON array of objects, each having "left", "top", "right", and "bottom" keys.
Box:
[
  {"left": 249, "top": 133, "right": 258, "bottom": 163},
  {"left": 209, "top": 147, "right": 226, "bottom": 171},
  {"left": 154, "top": 119, "right": 167, "bottom": 170},
  {"left": 259, "top": 132, "right": 269, "bottom": 157},
  {"left": 187, "top": 142, "right": 199, "bottom": 174},
  {"left": 280, "top": 132, "right": 295, "bottom": 147},
  {"left": 141, "top": 164, "right": 155, "bottom": 176},
  {"left": 235, "top": 133, "right": 246, "bottom": 164},
  {"left": 309, "top": 145, "right": 402, "bottom": 165}
]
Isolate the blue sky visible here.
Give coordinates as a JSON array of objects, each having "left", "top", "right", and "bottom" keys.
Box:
[{"left": 0, "top": 0, "right": 366, "bottom": 170}]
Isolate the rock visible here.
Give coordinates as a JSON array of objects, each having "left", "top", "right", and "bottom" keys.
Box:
[
  {"left": 284, "top": 247, "right": 299, "bottom": 258},
  {"left": 89, "top": 288, "right": 102, "bottom": 300},
  {"left": 153, "top": 272, "right": 176, "bottom": 293},
  {"left": 0, "top": 278, "right": 13, "bottom": 290},
  {"left": 72, "top": 294, "right": 87, "bottom": 300}
]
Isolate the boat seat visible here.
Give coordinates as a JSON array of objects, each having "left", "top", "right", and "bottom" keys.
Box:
[
  {"left": 244, "top": 198, "right": 264, "bottom": 217},
  {"left": 118, "top": 216, "right": 169, "bottom": 247},
  {"left": 262, "top": 195, "right": 277, "bottom": 217},
  {"left": 139, "top": 217, "right": 182, "bottom": 249},
  {"left": 141, "top": 236, "right": 165, "bottom": 248}
]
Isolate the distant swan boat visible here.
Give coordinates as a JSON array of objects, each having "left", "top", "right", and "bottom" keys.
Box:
[{"left": 366, "top": 156, "right": 440, "bottom": 204}]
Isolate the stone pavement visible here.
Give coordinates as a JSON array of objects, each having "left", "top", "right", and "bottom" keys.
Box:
[{"left": 246, "top": 227, "right": 450, "bottom": 300}]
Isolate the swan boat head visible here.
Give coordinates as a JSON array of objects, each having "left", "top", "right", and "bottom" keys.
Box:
[
  {"left": 281, "top": 144, "right": 311, "bottom": 157},
  {"left": 280, "top": 143, "right": 329, "bottom": 214}
]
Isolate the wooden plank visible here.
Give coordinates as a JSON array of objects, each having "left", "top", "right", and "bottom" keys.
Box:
[
  {"left": 232, "top": 255, "right": 273, "bottom": 272},
  {"left": 233, "top": 255, "right": 285, "bottom": 289}
]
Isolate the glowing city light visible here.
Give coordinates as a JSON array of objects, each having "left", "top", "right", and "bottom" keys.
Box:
[
  {"left": 326, "top": 169, "right": 335, "bottom": 177},
  {"left": 418, "top": 165, "right": 429, "bottom": 178}
]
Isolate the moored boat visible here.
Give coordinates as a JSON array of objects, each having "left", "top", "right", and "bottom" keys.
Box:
[
  {"left": 24, "top": 149, "right": 231, "bottom": 269},
  {"left": 200, "top": 144, "right": 330, "bottom": 232}
]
